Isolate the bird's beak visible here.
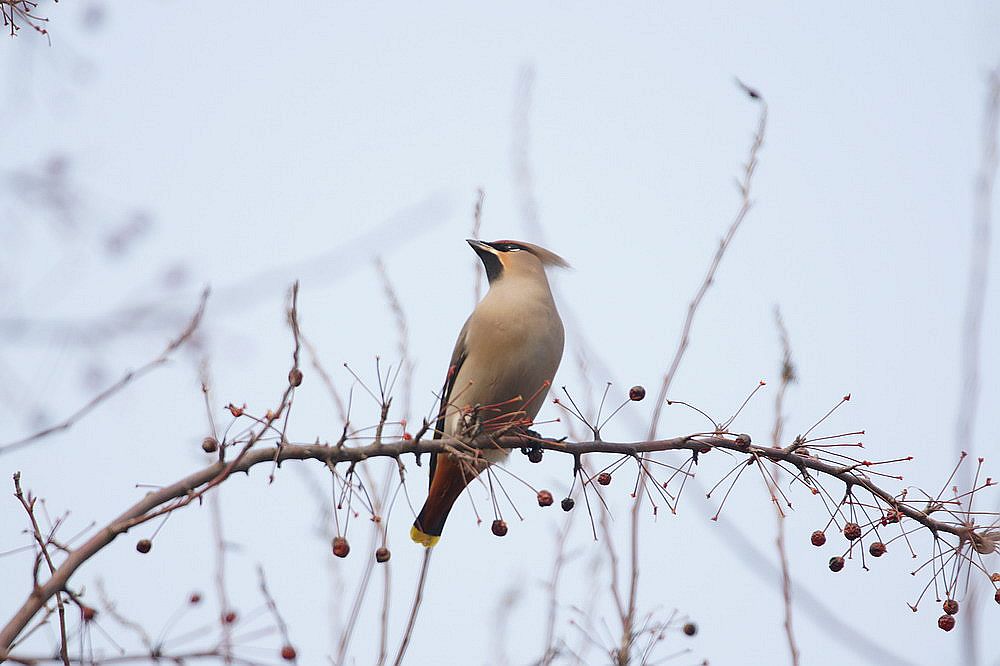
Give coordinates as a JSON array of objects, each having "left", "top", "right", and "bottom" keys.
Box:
[{"left": 466, "top": 239, "right": 498, "bottom": 257}]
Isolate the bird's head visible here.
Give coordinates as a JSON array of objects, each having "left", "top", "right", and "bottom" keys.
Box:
[{"left": 466, "top": 239, "right": 569, "bottom": 284}]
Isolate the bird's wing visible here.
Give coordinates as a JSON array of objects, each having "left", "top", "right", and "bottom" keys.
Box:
[{"left": 428, "top": 317, "right": 470, "bottom": 488}]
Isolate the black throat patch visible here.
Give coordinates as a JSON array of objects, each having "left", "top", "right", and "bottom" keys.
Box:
[{"left": 479, "top": 251, "right": 503, "bottom": 283}]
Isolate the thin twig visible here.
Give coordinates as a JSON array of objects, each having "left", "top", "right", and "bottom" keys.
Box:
[
  {"left": 392, "top": 548, "right": 433, "bottom": 666},
  {"left": 0, "top": 289, "right": 209, "bottom": 455},
  {"left": 623, "top": 81, "right": 767, "bottom": 664}
]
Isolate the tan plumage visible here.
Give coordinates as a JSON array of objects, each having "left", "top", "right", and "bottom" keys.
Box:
[{"left": 411, "top": 239, "right": 568, "bottom": 547}]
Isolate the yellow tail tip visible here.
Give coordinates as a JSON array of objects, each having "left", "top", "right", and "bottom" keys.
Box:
[{"left": 410, "top": 525, "right": 440, "bottom": 548}]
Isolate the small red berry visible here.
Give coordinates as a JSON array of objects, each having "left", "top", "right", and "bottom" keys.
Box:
[
  {"left": 332, "top": 536, "right": 350, "bottom": 558},
  {"left": 597, "top": 472, "right": 612, "bottom": 486},
  {"left": 682, "top": 622, "right": 697, "bottom": 636},
  {"left": 402, "top": 432, "right": 413, "bottom": 441},
  {"left": 375, "top": 547, "right": 391, "bottom": 563},
  {"left": 869, "top": 542, "right": 887, "bottom": 557},
  {"left": 995, "top": 589, "right": 1000, "bottom": 605},
  {"left": 938, "top": 614, "right": 955, "bottom": 632},
  {"left": 202, "top": 437, "right": 218, "bottom": 453},
  {"left": 810, "top": 530, "right": 827, "bottom": 547},
  {"left": 561, "top": 497, "right": 575, "bottom": 512},
  {"left": 943, "top": 599, "right": 959, "bottom": 615},
  {"left": 223, "top": 611, "right": 237, "bottom": 624},
  {"left": 189, "top": 593, "right": 202, "bottom": 604},
  {"left": 537, "top": 490, "right": 553, "bottom": 507},
  {"left": 843, "top": 522, "right": 861, "bottom": 541},
  {"left": 491, "top": 519, "right": 508, "bottom": 537},
  {"left": 136, "top": 539, "right": 152, "bottom": 554},
  {"left": 629, "top": 386, "right": 646, "bottom": 401},
  {"left": 288, "top": 368, "right": 303, "bottom": 387},
  {"left": 528, "top": 449, "right": 543, "bottom": 463},
  {"left": 828, "top": 556, "right": 845, "bottom": 572},
  {"left": 81, "top": 606, "right": 96, "bottom": 621},
  {"left": 280, "top": 645, "right": 297, "bottom": 661}
]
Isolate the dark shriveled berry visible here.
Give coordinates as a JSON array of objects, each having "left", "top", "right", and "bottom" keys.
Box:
[
  {"left": 943, "top": 599, "right": 959, "bottom": 615},
  {"left": 332, "top": 536, "right": 350, "bottom": 558},
  {"left": 629, "top": 385, "right": 646, "bottom": 401},
  {"left": 223, "top": 611, "right": 237, "bottom": 624},
  {"left": 288, "top": 368, "right": 303, "bottom": 387},
  {"left": 189, "top": 593, "right": 202, "bottom": 604},
  {"left": 81, "top": 606, "right": 96, "bottom": 621},
  {"left": 281, "top": 645, "right": 297, "bottom": 661},
  {"left": 843, "top": 522, "right": 862, "bottom": 541},
  {"left": 491, "top": 519, "right": 508, "bottom": 537},
  {"left": 597, "top": 472, "right": 612, "bottom": 486},
  {"left": 202, "top": 437, "right": 218, "bottom": 453},
  {"left": 682, "top": 622, "right": 697, "bottom": 636},
  {"left": 938, "top": 614, "right": 955, "bottom": 632},
  {"left": 561, "top": 497, "right": 575, "bottom": 512},
  {"left": 995, "top": 589, "right": 1000, "bottom": 605},
  {"left": 810, "top": 530, "right": 827, "bottom": 547},
  {"left": 527, "top": 448, "right": 543, "bottom": 464},
  {"left": 136, "top": 539, "right": 152, "bottom": 554},
  {"left": 869, "top": 542, "right": 887, "bottom": 557},
  {"left": 828, "top": 556, "right": 845, "bottom": 572},
  {"left": 537, "top": 490, "right": 554, "bottom": 507},
  {"left": 375, "top": 547, "right": 391, "bottom": 563},
  {"left": 883, "top": 509, "right": 902, "bottom": 524}
]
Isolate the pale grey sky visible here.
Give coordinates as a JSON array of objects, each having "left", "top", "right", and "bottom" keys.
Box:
[{"left": 2, "top": 3, "right": 999, "bottom": 665}]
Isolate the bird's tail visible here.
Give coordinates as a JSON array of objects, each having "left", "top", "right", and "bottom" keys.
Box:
[{"left": 411, "top": 454, "right": 479, "bottom": 547}]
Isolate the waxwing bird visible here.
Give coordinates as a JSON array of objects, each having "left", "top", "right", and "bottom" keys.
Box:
[{"left": 411, "top": 239, "right": 569, "bottom": 547}]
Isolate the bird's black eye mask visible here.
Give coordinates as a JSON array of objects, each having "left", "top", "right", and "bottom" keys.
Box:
[{"left": 485, "top": 241, "right": 526, "bottom": 253}]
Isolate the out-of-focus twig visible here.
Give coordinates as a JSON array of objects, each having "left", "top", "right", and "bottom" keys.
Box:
[
  {"left": 0, "top": 289, "right": 210, "bottom": 456},
  {"left": 956, "top": 66, "right": 1000, "bottom": 666},
  {"left": 471, "top": 189, "right": 486, "bottom": 304},
  {"left": 621, "top": 80, "right": 767, "bottom": 664},
  {"left": 391, "top": 548, "right": 432, "bottom": 666},
  {"left": 771, "top": 308, "right": 799, "bottom": 666}
]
